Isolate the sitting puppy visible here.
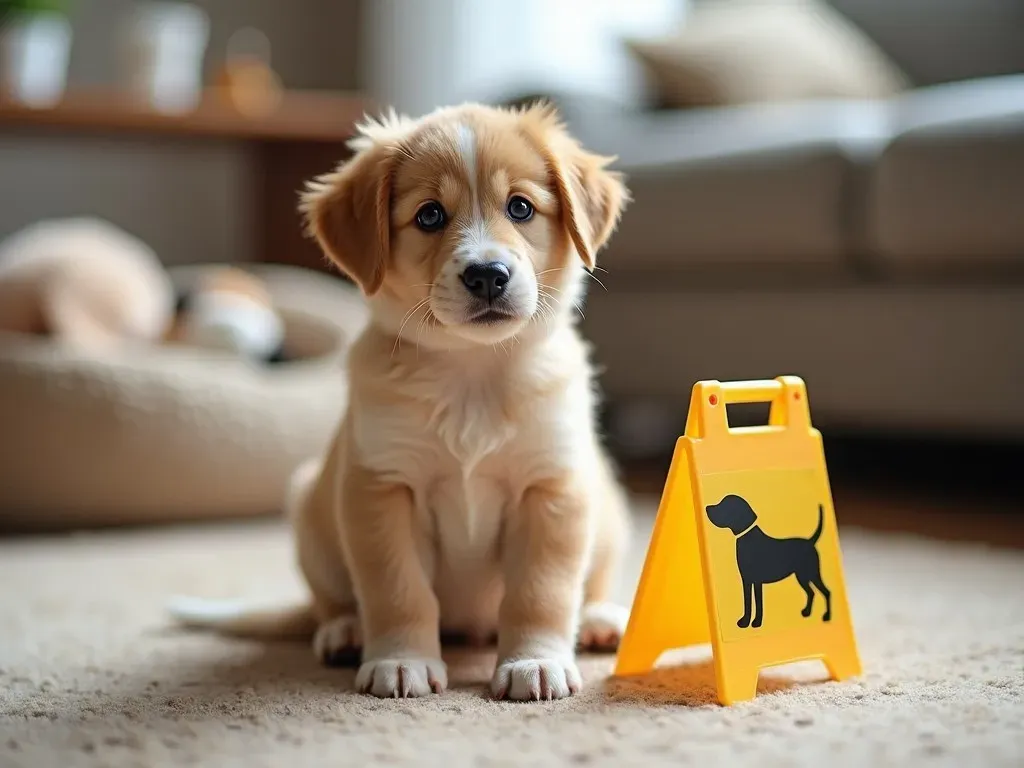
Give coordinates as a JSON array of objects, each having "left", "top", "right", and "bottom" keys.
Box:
[
  {"left": 705, "top": 494, "right": 831, "bottom": 629},
  {"left": 170, "top": 102, "right": 633, "bottom": 701}
]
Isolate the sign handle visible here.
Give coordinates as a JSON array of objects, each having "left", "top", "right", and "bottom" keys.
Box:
[{"left": 686, "top": 376, "right": 812, "bottom": 440}]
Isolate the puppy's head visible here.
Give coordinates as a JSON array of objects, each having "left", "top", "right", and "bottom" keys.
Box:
[
  {"left": 706, "top": 495, "right": 758, "bottom": 535},
  {"left": 300, "top": 102, "right": 628, "bottom": 347}
]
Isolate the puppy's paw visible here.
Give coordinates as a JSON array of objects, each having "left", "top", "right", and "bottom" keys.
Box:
[
  {"left": 313, "top": 614, "right": 362, "bottom": 667},
  {"left": 355, "top": 658, "right": 447, "bottom": 698},
  {"left": 491, "top": 658, "right": 582, "bottom": 701},
  {"left": 577, "top": 602, "right": 629, "bottom": 652}
]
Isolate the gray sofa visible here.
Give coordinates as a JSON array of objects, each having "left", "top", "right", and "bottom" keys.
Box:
[{"left": 524, "top": 0, "right": 1024, "bottom": 444}]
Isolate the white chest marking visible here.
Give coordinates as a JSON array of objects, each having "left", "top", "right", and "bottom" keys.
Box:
[
  {"left": 430, "top": 372, "right": 511, "bottom": 467},
  {"left": 430, "top": 369, "right": 516, "bottom": 542}
]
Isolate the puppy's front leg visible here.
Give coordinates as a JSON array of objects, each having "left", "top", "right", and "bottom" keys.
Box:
[
  {"left": 340, "top": 466, "right": 445, "bottom": 698},
  {"left": 492, "top": 477, "right": 588, "bottom": 701}
]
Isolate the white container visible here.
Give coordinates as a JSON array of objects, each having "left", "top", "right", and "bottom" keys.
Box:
[
  {"left": 0, "top": 11, "right": 73, "bottom": 108},
  {"left": 121, "top": 1, "right": 210, "bottom": 114}
]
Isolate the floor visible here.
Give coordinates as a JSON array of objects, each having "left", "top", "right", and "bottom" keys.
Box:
[{"left": 1, "top": 487, "right": 1022, "bottom": 768}]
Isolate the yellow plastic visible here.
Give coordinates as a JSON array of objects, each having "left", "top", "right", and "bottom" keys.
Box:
[{"left": 613, "top": 375, "right": 862, "bottom": 705}]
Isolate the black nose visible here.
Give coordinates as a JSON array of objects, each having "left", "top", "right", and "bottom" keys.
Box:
[{"left": 461, "top": 261, "right": 510, "bottom": 301}]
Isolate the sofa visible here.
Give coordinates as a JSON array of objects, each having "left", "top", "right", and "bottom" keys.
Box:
[{"left": 505, "top": 0, "right": 1024, "bottom": 447}]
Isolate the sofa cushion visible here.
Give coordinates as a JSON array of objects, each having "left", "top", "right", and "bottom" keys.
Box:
[
  {"left": 581, "top": 282, "right": 1024, "bottom": 436},
  {"left": 865, "top": 75, "right": 1024, "bottom": 270},
  {"left": 627, "top": 0, "right": 909, "bottom": 108},
  {"left": 575, "top": 99, "right": 893, "bottom": 273}
]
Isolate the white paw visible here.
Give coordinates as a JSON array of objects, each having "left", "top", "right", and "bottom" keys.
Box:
[
  {"left": 313, "top": 614, "right": 362, "bottom": 666},
  {"left": 355, "top": 658, "right": 447, "bottom": 698},
  {"left": 491, "top": 658, "right": 582, "bottom": 701},
  {"left": 578, "top": 602, "right": 629, "bottom": 652}
]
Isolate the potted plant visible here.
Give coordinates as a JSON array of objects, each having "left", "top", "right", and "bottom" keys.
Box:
[{"left": 0, "top": 0, "right": 72, "bottom": 107}]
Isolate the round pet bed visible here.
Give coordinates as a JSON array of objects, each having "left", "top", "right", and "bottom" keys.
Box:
[{"left": 0, "top": 263, "right": 368, "bottom": 530}]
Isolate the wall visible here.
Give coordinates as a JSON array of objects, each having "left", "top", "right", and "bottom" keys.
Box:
[
  {"left": 361, "top": 0, "right": 688, "bottom": 119},
  {"left": 828, "top": 0, "right": 1024, "bottom": 85},
  {"left": 0, "top": 0, "right": 360, "bottom": 265}
]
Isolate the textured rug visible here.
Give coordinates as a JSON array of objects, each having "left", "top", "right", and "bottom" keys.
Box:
[{"left": 1, "top": 499, "right": 1022, "bottom": 767}]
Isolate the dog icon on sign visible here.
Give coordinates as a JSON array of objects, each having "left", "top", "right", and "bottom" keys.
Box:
[{"left": 706, "top": 494, "right": 832, "bottom": 629}]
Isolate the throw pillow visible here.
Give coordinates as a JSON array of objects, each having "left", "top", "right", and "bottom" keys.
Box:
[{"left": 626, "top": 0, "right": 911, "bottom": 108}]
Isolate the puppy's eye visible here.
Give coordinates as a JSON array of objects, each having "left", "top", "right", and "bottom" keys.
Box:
[
  {"left": 415, "top": 201, "right": 447, "bottom": 232},
  {"left": 506, "top": 195, "right": 534, "bottom": 222}
]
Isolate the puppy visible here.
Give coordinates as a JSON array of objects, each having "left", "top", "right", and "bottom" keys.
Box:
[
  {"left": 705, "top": 494, "right": 831, "bottom": 629},
  {"left": 169, "top": 102, "right": 633, "bottom": 701}
]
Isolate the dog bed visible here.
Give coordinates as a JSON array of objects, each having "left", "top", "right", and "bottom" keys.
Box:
[{"left": 0, "top": 263, "right": 368, "bottom": 530}]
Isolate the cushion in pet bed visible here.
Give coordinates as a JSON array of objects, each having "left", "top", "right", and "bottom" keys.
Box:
[{"left": 0, "top": 263, "right": 367, "bottom": 531}]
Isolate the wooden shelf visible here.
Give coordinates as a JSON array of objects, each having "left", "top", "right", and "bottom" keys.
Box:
[
  {"left": 0, "top": 88, "right": 372, "bottom": 143},
  {"left": 0, "top": 87, "right": 370, "bottom": 272}
]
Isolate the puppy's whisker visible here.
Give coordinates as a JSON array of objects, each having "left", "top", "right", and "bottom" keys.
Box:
[
  {"left": 536, "top": 288, "right": 561, "bottom": 311},
  {"left": 535, "top": 266, "right": 607, "bottom": 291},
  {"left": 392, "top": 297, "right": 431, "bottom": 358},
  {"left": 414, "top": 307, "right": 436, "bottom": 360},
  {"left": 532, "top": 294, "right": 558, "bottom": 327},
  {"left": 493, "top": 338, "right": 512, "bottom": 359},
  {"left": 584, "top": 272, "right": 608, "bottom": 292}
]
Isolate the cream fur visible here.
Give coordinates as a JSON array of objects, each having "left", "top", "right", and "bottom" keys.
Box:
[
  {"left": 168, "top": 102, "right": 632, "bottom": 702},
  {"left": 0, "top": 217, "right": 175, "bottom": 350}
]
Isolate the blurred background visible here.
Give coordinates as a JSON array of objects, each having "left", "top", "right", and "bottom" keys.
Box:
[{"left": 0, "top": 0, "right": 1022, "bottom": 539}]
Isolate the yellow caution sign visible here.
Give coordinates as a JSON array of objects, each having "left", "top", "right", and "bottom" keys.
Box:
[{"left": 614, "top": 376, "right": 861, "bottom": 705}]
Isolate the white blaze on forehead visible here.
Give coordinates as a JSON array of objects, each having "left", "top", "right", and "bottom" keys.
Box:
[
  {"left": 456, "top": 123, "right": 478, "bottom": 208},
  {"left": 455, "top": 122, "right": 498, "bottom": 257}
]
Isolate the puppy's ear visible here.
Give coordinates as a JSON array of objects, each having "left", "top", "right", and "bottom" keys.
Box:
[
  {"left": 299, "top": 116, "right": 408, "bottom": 295},
  {"left": 523, "top": 103, "right": 630, "bottom": 270}
]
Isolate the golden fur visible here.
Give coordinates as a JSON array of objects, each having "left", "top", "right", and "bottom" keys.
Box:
[{"left": 169, "top": 102, "right": 633, "bottom": 701}]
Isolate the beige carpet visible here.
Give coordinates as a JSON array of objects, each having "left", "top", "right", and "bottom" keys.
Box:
[{"left": 1, "top": 499, "right": 1022, "bottom": 767}]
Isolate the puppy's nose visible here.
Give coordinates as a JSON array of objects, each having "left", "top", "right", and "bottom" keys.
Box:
[{"left": 461, "top": 261, "right": 510, "bottom": 301}]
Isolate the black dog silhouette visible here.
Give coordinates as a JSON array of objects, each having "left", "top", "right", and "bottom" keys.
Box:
[{"left": 705, "top": 494, "right": 831, "bottom": 629}]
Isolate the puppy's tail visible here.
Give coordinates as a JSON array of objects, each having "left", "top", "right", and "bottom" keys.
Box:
[
  {"left": 810, "top": 504, "right": 825, "bottom": 545},
  {"left": 166, "top": 596, "right": 317, "bottom": 640},
  {"left": 166, "top": 458, "right": 326, "bottom": 641}
]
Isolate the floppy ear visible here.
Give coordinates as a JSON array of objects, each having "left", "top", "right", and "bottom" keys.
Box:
[
  {"left": 528, "top": 106, "right": 630, "bottom": 270},
  {"left": 299, "top": 129, "right": 400, "bottom": 296}
]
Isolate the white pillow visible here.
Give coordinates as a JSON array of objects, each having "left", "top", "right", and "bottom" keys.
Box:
[{"left": 628, "top": 0, "right": 910, "bottom": 107}]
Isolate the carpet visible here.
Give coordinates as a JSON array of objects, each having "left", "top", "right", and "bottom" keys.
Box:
[{"left": 1, "top": 499, "right": 1022, "bottom": 767}]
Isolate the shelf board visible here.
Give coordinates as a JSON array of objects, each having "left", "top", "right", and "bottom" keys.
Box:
[{"left": 0, "top": 88, "right": 372, "bottom": 143}]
